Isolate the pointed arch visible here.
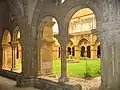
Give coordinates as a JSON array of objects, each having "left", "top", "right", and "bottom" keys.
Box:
[
  {"left": 78, "top": 38, "right": 90, "bottom": 46},
  {"left": 2, "top": 30, "right": 12, "bottom": 70},
  {"left": 67, "top": 39, "right": 74, "bottom": 47},
  {"left": 12, "top": 26, "right": 20, "bottom": 42},
  {"left": 2, "top": 30, "right": 11, "bottom": 44},
  {"left": 94, "top": 39, "right": 100, "bottom": 46}
]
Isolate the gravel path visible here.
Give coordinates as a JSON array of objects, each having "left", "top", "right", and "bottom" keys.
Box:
[{"left": 69, "top": 77, "right": 101, "bottom": 90}]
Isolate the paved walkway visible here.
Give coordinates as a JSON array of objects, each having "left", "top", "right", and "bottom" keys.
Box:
[{"left": 0, "top": 76, "right": 41, "bottom": 90}]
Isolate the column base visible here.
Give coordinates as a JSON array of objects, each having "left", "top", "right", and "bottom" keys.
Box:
[
  {"left": 58, "top": 76, "right": 69, "bottom": 83},
  {"left": 11, "top": 68, "right": 18, "bottom": 71},
  {"left": 2, "top": 66, "right": 6, "bottom": 69},
  {"left": 16, "top": 75, "right": 35, "bottom": 87}
]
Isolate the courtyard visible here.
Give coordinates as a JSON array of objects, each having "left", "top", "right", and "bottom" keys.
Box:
[
  {"left": 0, "top": 0, "right": 120, "bottom": 90},
  {"left": 53, "top": 59, "right": 100, "bottom": 78}
]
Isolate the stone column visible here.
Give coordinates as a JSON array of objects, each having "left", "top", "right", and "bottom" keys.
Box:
[
  {"left": 16, "top": 24, "right": 37, "bottom": 87},
  {"left": 1, "top": 43, "right": 8, "bottom": 68},
  {"left": 18, "top": 44, "right": 22, "bottom": 61},
  {"left": 36, "top": 39, "right": 43, "bottom": 76},
  {"left": 41, "top": 40, "right": 53, "bottom": 74},
  {"left": 53, "top": 46, "right": 59, "bottom": 60},
  {"left": 74, "top": 45, "right": 80, "bottom": 57},
  {"left": 91, "top": 45, "right": 97, "bottom": 59},
  {"left": 10, "top": 42, "right": 18, "bottom": 70},
  {"left": 55, "top": 35, "right": 72, "bottom": 82},
  {"left": 41, "top": 20, "right": 55, "bottom": 74},
  {"left": 93, "top": 22, "right": 120, "bottom": 90}
]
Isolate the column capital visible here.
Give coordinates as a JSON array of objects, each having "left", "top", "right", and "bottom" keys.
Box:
[
  {"left": 1, "top": 43, "right": 10, "bottom": 48},
  {"left": 54, "top": 34, "right": 73, "bottom": 46},
  {"left": 10, "top": 42, "right": 18, "bottom": 47},
  {"left": 92, "top": 22, "right": 120, "bottom": 35},
  {"left": 92, "top": 22, "right": 120, "bottom": 44}
]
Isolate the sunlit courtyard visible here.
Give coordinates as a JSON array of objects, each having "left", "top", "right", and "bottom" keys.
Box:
[{"left": 53, "top": 59, "right": 100, "bottom": 78}]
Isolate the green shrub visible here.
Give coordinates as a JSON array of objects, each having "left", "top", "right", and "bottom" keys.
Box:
[{"left": 84, "top": 64, "right": 92, "bottom": 78}]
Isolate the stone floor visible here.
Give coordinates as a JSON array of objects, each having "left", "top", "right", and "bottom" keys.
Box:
[
  {"left": 40, "top": 76, "right": 101, "bottom": 90},
  {"left": 0, "top": 75, "right": 100, "bottom": 90},
  {"left": 0, "top": 76, "right": 41, "bottom": 90}
]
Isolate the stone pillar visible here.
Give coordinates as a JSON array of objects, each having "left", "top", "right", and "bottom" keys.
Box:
[
  {"left": 53, "top": 46, "right": 59, "bottom": 60},
  {"left": 41, "top": 41, "right": 53, "bottom": 74},
  {"left": 10, "top": 42, "right": 18, "bottom": 70},
  {"left": 55, "top": 35, "right": 72, "bottom": 82},
  {"left": 74, "top": 46, "right": 80, "bottom": 57},
  {"left": 16, "top": 24, "right": 37, "bottom": 87},
  {"left": 93, "top": 22, "right": 120, "bottom": 90},
  {"left": 91, "top": 45, "right": 97, "bottom": 59},
  {"left": 36, "top": 39, "right": 42, "bottom": 76},
  {"left": 1, "top": 43, "right": 8, "bottom": 68},
  {"left": 40, "top": 20, "right": 55, "bottom": 74},
  {"left": 18, "top": 44, "right": 22, "bottom": 61}
]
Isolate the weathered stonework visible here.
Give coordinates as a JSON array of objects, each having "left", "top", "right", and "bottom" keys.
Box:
[{"left": 0, "top": 0, "right": 120, "bottom": 90}]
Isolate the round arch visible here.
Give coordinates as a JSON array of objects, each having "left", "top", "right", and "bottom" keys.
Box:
[
  {"left": 94, "top": 39, "right": 100, "bottom": 46},
  {"left": 2, "top": 30, "right": 12, "bottom": 70},
  {"left": 64, "top": 4, "right": 102, "bottom": 34},
  {"left": 67, "top": 39, "right": 74, "bottom": 47},
  {"left": 2, "top": 30, "right": 12, "bottom": 43},
  {"left": 12, "top": 26, "right": 22, "bottom": 73},
  {"left": 12, "top": 26, "right": 20, "bottom": 42},
  {"left": 37, "top": 16, "right": 60, "bottom": 75},
  {"left": 78, "top": 38, "right": 90, "bottom": 46},
  {"left": 37, "top": 16, "right": 60, "bottom": 39}
]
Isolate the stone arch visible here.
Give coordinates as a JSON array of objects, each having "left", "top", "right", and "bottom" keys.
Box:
[
  {"left": 2, "top": 30, "right": 12, "bottom": 44},
  {"left": 12, "top": 26, "right": 22, "bottom": 72},
  {"left": 64, "top": 4, "right": 102, "bottom": 34},
  {"left": 37, "top": 16, "right": 60, "bottom": 75},
  {"left": 2, "top": 30, "right": 12, "bottom": 70},
  {"left": 12, "top": 26, "right": 20, "bottom": 42},
  {"left": 94, "top": 39, "right": 100, "bottom": 46},
  {"left": 8, "top": 0, "right": 24, "bottom": 27},
  {"left": 78, "top": 38, "right": 90, "bottom": 46},
  {"left": 37, "top": 16, "right": 59, "bottom": 39},
  {"left": 67, "top": 39, "right": 74, "bottom": 47}
]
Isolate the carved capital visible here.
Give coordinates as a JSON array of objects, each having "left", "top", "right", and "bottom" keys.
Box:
[
  {"left": 44, "top": 20, "right": 55, "bottom": 27},
  {"left": 54, "top": 34, "right": 73, "bottom": 47},
  {"left": 1, "top": 43, "right": 10, "bottom": 48},
  {"left": 10, "top": 42, "right": 18, "bottom": 48},
  {"left": 93, "top": 22, "right": 120, "bottom": 35},
  {"left": 92, "top": 22, "right": 120, "bottom": 44}
]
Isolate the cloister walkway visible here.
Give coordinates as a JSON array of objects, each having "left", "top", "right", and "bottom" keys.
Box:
[{"left": 0, "top": 76, "right": 41, "bottom": 90}]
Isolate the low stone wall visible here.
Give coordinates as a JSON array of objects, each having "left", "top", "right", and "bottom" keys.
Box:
[
  {"left": 34, "top": 77, "right": 82, "bottom": 90},
  {"left": 0, "top": 69, "right": 20, "bottom": 80},
  {"left": 0, "top": 76, "right": 40, "bottom": 90}
]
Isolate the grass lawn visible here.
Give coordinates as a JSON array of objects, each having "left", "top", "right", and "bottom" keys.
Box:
[
  {"left": 53, "top": 59, "right": 101, "bottom": 78},
  {"left": 15, "top": 59, "right": 101, "bottom": 78}
]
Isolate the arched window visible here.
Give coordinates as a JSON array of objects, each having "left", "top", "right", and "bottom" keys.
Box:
[
  {"left": 87, "top": 46, "right": 91, "bottom": 58},
  {"left": 81, "top": 46, "right": 85, "bottom": 57},
  {"left": 68, "top": 47, "right": 71, "bottom": 55},
  {"left": 97, "top": 45, "right": 101, "bottom": 58},
  {"left": 72, "top": 47, "right": 75, "bottom": 56}
]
